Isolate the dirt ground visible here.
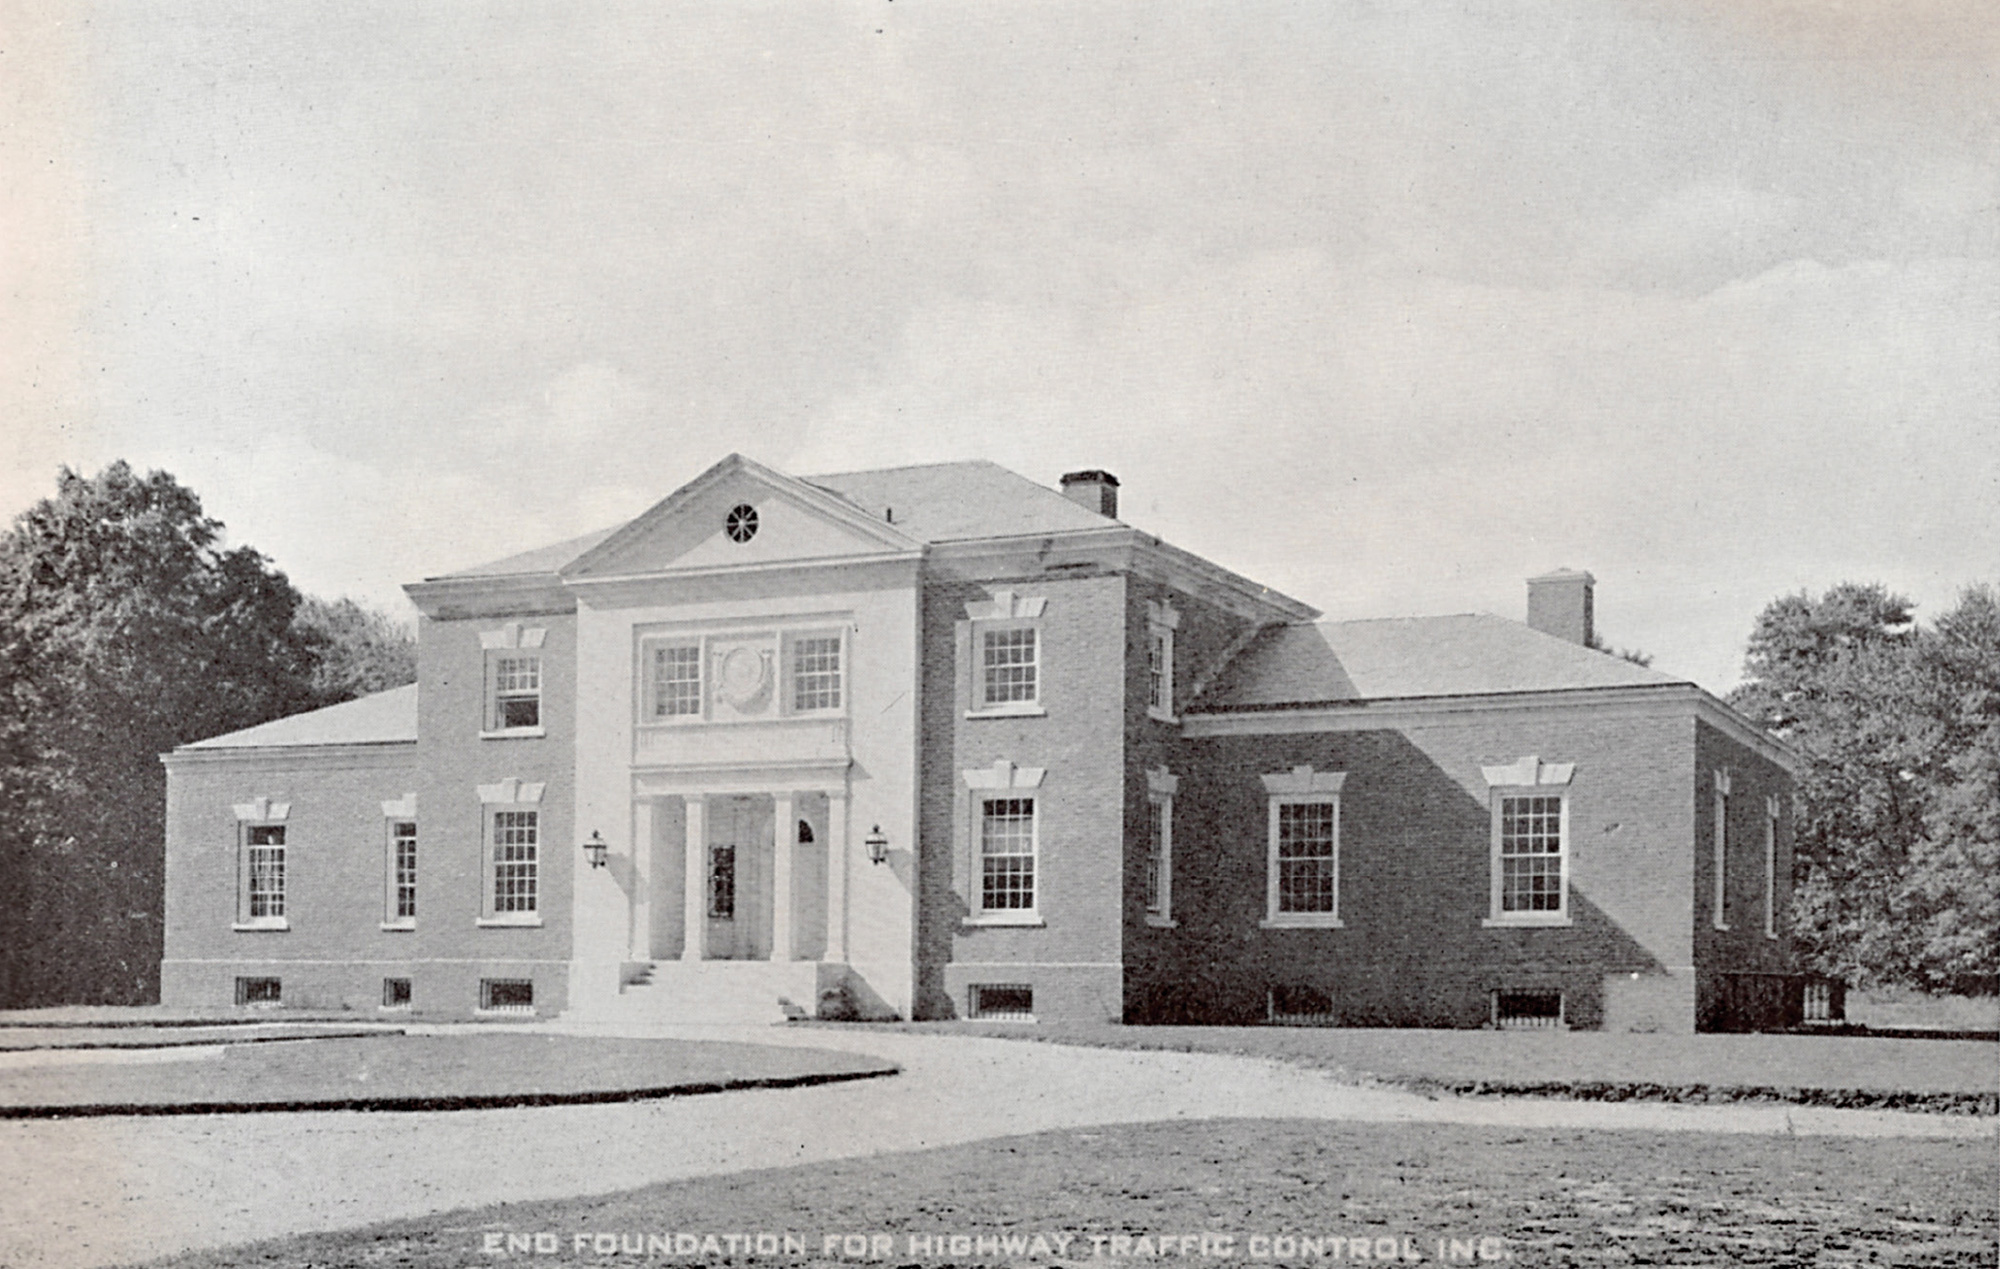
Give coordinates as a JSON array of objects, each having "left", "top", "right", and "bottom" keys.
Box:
[{"left": 141, "top": 1118, "right": 1998, "bottom": 1268}]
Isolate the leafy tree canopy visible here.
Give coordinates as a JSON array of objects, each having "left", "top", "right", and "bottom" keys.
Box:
[
  {"left": 0, "top": 462, "right": 412, "bottom": 1005},
  {"left": 1729, "top": 582, "right": 2000, "bottom": 992}
]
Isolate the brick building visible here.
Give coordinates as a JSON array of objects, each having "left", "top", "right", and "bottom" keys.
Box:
[{"left": 160, "top": 455, "right": 1799, "bottom": 1031}]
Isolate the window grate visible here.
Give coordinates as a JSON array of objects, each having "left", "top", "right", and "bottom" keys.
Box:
[
  {"left": 479, "top": 978, "right": 534, "bottom": 1012},
  {"left": 235, "top": 976, "right": 281, "bottom": 1006},
  {"left": 382, "top": 977, "right": 412, "bottom": 1009},
  {"left": 1268, "top": 984, "right": 1336, "bottom": 1027},
  {"left": 970, "top": 984, "right": 1033, "bottom": 1020},
  {"left": 1493, "top": 989, "right": 1564, "bottom": 1029}
]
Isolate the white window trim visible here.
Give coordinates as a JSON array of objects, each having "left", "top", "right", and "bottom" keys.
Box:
[
  {"left": 232, "top": 798, "right": 291, "bottom": 931},
  {"left": 1260, "top": 765, "right": 1346, "bottom": 929},
  {"left": 381, "top": 794, "right": 417, "bottom": 932},
  {"left": 1712, "top": 769, "right": 1731, "bottom": 931},
  {"left": 1481, "top": 756, "right": 1574, "bottom": 928},
  {"left": 1147, "top": 599, "right": 1180, "bottom": 724},
  {"left": 480, "top": 624, "right": 547, "bottom": 738},
  {"left": 1145, "top": 767, "right": 1178, "bottom": 927},
  {"left": 966, "top": 592, "right": 1048, "bottom": 719},
  {"left": 1764, "top": 793, "right": 1780, "bottom": 940},
  {"left": 477, "top": 779, "right": 545, "bottom": 927},
  {"left": 963, "top": 760, "right": 1047, "bottom": 926}
]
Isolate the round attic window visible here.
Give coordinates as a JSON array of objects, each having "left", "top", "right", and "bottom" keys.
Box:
[{"left": 724, "top": 503, "right": 759, "bottom": 543}]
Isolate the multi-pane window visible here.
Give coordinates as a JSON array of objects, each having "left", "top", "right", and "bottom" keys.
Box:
[
  {"left": 981, "top": 627, "right": 1039, "bottom": 706},
  {"left": 490, "top": 655, "right": 542, "bottom": 730},
  {"left": 1145, "top": 798, "right": 1167, "bottom": 916},
  {"left": 708, "top": 845, "right": 736, "bottom": 919},
  {"left": 1764, "top": 796, "right": 1779, "bottom": 939},
  {"left": 792, "top": 636, "right": 842, "bottom": 712},
  {"left": 245, "top": 825, "right": 286, "bottom": 921},
  {"left": 653, "top": 644, "right": 702, "bottom": 718},
  {"left": 490, "top": 810, "right": 538, "bottom": 914},
  {"left": 1275, "top": 801, "right": 1338, "bottom": 915},
  {"left": 980, "top": 796, "right": 1036, "bottom": 911},
  {"left": 390, "top": 820, "right": 417, "bottom": 922},
  {"left": 1148, "top": 630, "right": 1169, "bottom": 714},
  {"left": 1498, "top": 795, "right": 1564, "bottom": 914}
]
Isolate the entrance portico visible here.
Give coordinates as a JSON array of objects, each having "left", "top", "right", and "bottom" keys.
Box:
[{"left": 628, "top": 772, "right": 851, "bottom": 968}]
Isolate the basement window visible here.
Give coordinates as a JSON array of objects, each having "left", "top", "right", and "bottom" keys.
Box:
[
  {"left": 1492, "top": 989, "right": 1564, "bottom": 1030},
  {"left": 969, "top": 984, "right": 1034, "bottom": 1021},
  {"left": 1267, "top": 984, "right": 1336, "bottom": 1026},
  {"left": 479, "top": 978, "right": 535, "bottom": 1014},
  {"left": 381, "top": 977, "right": 412, "bottom": 1010},
  {"left": 235, "top": 976, "right": 281, "bottom": 1007}
]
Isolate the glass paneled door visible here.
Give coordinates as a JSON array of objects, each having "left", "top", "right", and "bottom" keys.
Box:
[{"left": 704, "top": 795, "right": 772, "bottom": 960}]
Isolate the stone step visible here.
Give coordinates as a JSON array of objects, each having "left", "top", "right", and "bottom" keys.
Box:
[{"left": 569, "top": 962, "right": 823, "bottom": 1026}]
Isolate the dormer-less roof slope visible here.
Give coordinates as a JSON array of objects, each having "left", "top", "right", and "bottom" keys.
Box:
[
  {"left": 1193, "top": 614, "right": 1687, "bottom": 709},
  {"left": 802, "top": 460, "right": 1118, "bottom": 542},
  {"left": 172, "top": 683, "right": 419, "bottom": 750},
  {"left": 424, "top": 458, "right": 1120, "bottom": 584}
]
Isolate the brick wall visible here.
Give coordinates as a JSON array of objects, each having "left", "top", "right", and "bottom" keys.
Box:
[
  {"left": 921, "top": 572, "right": 1129, "bottom": 1022},
  {"left": 1129, "top": 705, "right": 1701, "bottom": 1030},
  {"left": 1693, "top": 718, "right": 1797, "bottom": 1029}
]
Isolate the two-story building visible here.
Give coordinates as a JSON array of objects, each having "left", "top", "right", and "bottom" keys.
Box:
[{"left": 160, "top": 455, "right": 1800, "bottom": 1031}]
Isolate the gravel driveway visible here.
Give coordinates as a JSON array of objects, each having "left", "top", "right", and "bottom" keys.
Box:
[{"left": 1, "top": 1022, "right": 1990, "bottom": 1269}]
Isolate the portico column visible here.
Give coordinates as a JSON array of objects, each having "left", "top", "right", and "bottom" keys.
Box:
[
  {"left": 771, "top": 791, "right": 796, "bottom": 963},
  {"left": 681, "top": 793, "right": 708, "bottom": 962},
  {"left": 630, "top": 798, "right": 653, "bottom": 961},
  {"left": 825, "top": 790, "right": 849, "bottom": 963}
]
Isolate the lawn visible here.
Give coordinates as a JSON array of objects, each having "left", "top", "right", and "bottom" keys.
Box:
[
  {"left": 834, "top": 1022, "right": 2000, "bottom": 1113},
  {"left": 0, "top": 1032, "right": 896, "bottom": 1116},
  {"left": 139, "top": 1118, "right": 1998, "bottom": 1267}
]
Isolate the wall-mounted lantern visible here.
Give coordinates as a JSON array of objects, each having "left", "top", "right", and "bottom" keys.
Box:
[
  {"left": 581, "top": 830, "right": 609, "bottom": 870},
  {"left": 864, "top": 825, "right": 889, "bottom": 866}
]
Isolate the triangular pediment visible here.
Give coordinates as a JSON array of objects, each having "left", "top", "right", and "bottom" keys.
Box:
[{"left": 562, "top": 454, "right": 921, "bottom": 580}]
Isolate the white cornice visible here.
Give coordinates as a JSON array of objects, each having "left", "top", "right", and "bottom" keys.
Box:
[
  {"left": 161, "top": 742, "right": 417, "bottom": 772},
  {"left": 1184, "top": 684, "right": 1800, "bottom": 775},
  {"left": 404, "top": 574, "right": 575, "bottom": 621},
  {"left": 566, "top": 551, "right": 924, "bottom": 608}
]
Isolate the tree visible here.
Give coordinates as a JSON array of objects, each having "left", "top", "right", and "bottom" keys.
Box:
[
  {"left": 1729, "top": 583, "right": 1999, "bottom": 991},
  {"left": 293, "top": 595, "right": 416, "bottom": 700},
  {"left": 0, "top": 463, "right": 324, "bottom": 1005}
]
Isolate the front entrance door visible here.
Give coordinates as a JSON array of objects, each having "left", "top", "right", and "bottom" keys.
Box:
[{"left": 704, "top": 795, "right": 772, "bottom": 960}]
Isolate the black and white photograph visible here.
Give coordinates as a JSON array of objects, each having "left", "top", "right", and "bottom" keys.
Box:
[{"left": 1, "top": 3, "right": 1995, "bottom": 1265}]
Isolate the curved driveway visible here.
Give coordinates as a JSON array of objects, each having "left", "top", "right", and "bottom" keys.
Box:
[{"left": 1, "top": 1022, "right": 1990, "bottom": 1269}]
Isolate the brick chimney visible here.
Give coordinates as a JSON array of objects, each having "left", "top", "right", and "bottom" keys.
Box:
[
  {"left": 1059, "top": 469, "right": 1120, "bottom": 519},
  {"left": 1527, "top": 568, "right": 1595, "bottom": 646}
]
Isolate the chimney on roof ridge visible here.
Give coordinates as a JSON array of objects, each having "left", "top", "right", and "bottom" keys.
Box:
[
  {"left": 1527, "top": 568, "right": 1595, "bottom": 647},
  {"left": 1059, "top": 469, "right": 1119, "bottom": 519}
]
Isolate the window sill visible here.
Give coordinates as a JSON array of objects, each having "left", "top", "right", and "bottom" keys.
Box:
[
  {"left": 480, "top": 726, "right": 546, "bottom": 740},
  {"left": 963, "top": 913, "right": 1045, "bottom": 928},
  {"left": 1764, "top": 930, "right": 1779, "bottom": 940},
  {"left": 380, "top": 921, "right": 416, "bottom": 932},
  {"left": 1482, "top": 915, "right": 1572, "bottom": 928},
  {"left": 1147, "top": 706, "right": 1178, "bottom": 724},
  {"left": 969, "top": 1014, "right": 1038, "bottom": 1024},
  {"left": 378, "top": 1004, "right": 412, "bottom": 1013},
  {"left": 232, "top": 920, "right": 289, "bottom": 932},
  {"left": 1144, "top": 915, "right": 1178, "bottom": 929},
  {"left": 476, "top": 915, "right": 544, "bottom": 928},
  {"left": 965, "top": 703, "right": 1045, "bottom": 720},
  {"left": 1261, "top": 914, "right": 1344, "bottom": 929},
  {"left": 1712, "top": 922, "right": 1731, "bottom": 933}
]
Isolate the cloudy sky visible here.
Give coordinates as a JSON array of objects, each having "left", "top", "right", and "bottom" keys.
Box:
[{"left": 5, "top": 1, "right": 1995, "bottom": 692}]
